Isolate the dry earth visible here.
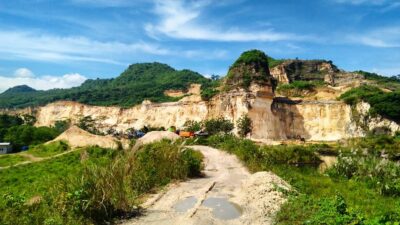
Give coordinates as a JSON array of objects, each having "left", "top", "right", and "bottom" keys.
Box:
[
  {"left": 124, "top": 145, "right": 290, "bottom": 225},
  {"left": 49, "top": 125, "right": 129, "bottom": 149}
]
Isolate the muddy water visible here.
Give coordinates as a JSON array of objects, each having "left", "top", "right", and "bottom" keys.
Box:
[
  {"left": 202, "top": 197, "right": 242, "bottom": 220},
  {"left": 173, "top": 196, "right": 197, "bottom": 213}
]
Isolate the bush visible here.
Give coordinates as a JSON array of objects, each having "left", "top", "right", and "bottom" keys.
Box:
[
  {"left": 327, "top": 152, "right": 400, "bottom": 196},
  {"left": 276, "top": 81, "right": 321, "bottom": 97},
  {"left": 204, "top": 118, "right": 234, "bottom": 135},
  {"left": 237, "top": 114, "right": 252, "bottom": 137},
  {"left": 183, "top": 120, "right": 203, "bottom": 132}
]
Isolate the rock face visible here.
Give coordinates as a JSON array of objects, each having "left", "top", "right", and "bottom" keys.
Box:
[
  {"left": 31, "top": 87, "right": 399, "bottom": 142},
  {"left": 270, "top": 60, "right": 338, "bottom": 84}
]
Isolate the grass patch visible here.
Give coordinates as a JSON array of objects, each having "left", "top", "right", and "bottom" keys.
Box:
[
  {"left": 28, "top": 141, "right": 70, "bottom": 158},
  {"left": 0, "top": 154, "right": 28, "bottom": 167},
  {"left": 276, "top": 80, "right": 324, "bottom": 97},
  {"left": 0, "top": 140, "right": 204, "bottom": 225}
]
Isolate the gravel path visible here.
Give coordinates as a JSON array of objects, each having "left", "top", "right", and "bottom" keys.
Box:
[{"left": 124, "top": 145, "right": 290, "bottom": 225}]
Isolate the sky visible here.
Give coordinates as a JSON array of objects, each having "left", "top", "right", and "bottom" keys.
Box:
[{"left": 0, "top": 0, "right": 399, "bottom": 92}]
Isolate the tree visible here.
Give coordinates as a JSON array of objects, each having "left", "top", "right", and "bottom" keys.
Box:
[{"left": 237, "top": 114, "right": 252, "bottom": 137}]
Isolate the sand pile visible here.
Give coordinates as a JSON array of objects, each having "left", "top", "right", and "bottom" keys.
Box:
[
  {"left": 134, "top": 131, "right": 180, "bottom": 149},
  {"left": 236, "top": 171, "right": 291, "bottom": 225},
  {"left": 50, "top": 126, "right": 125, "bottom": 149}
]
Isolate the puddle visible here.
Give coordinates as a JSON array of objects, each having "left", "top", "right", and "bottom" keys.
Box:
[
  {"left": 173, "top": 196, "right": 197, "bottom": 213},
  {"left": 202, "top": 197, "right": 242, "bottom": 220}
]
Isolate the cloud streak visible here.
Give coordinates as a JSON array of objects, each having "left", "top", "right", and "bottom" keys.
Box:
[
  {"left": 0, "top": 68, "right": 87, "bottom": 93},
  {"left": 347, "top": 26, "right": 400, "bottom": 47},
  {"left": 146, "top": 0, "right": 310, "bottom": 42},
  {"left": 0, "top": 30, "right": 170, "bottom": 65}
]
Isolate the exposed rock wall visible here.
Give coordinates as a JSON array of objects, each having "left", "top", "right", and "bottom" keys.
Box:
[{"left": 11, "top": 90, "right": 400, "bottom": 142}]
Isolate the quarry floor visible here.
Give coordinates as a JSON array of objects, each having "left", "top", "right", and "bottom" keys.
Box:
[{"left": 123, "top": 145, "right": 290, "bottom": 225}]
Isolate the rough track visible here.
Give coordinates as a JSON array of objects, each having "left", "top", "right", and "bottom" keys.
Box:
[{"left": 124, "top": 145, "right": 289, "bottom": 225}]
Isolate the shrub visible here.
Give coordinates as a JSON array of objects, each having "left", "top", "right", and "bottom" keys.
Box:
[
  {"left": 204, "top": 118, "right": 234, "bottom": 135},
  {"left": 327, "top": 152, "right": 400, "bottom": 196},
  {"left": 276, "top": 81, "right": 321, "bottom": 97},
  {"left": 183, "top": 120, "right": 203, "bottom": 132},
  {"left": 237, "top": 114, "right": 252, "bottom": 137}
]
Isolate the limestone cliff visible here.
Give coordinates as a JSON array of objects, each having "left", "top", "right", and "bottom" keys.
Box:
[{"left": 30, "top": 87, "right": 399, "bottom": 142}]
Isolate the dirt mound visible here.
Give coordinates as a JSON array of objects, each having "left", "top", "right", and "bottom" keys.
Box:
[
  {"left": 50, "top": 126, "right": 124, "bottom": 149},
  {"left": 134, "top": 131, "right": 180, "bottom": 149},
  {"left": 235, "top": 171, "right": 291, "bottom": 225}
]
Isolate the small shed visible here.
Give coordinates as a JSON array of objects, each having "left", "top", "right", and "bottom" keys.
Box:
[{"left": 0, "top": 143, "right": 12, "bottom": 154}]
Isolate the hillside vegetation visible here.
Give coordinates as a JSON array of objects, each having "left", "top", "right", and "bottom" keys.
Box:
[
  {"left": 339, "top": 85, "right": 400, "bottom": 123},
  {"left": 225, "top": 49, "right": 276, "bottom": 90},
  {"left": 0, "top": 63, "right": 212, "bottom": 108}
]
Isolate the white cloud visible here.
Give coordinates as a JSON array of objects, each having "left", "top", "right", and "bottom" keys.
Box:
[
  {"left": 146, "top": 0, "right": 310, "bottom": 42},
  {"left": 14, "top": 68, "right": 35, "bottom": 78},
  {"left": 371, "top": 67, "right": 400, "bottom": 76},
  {"left": 0, "top": 71, "right": 87, "bottom": 93},
  {"left": 70, "top": 0, "right": 141, "bottom": 7},
  {"left": 347, "top": 26, "right": 400, "bottom": 47},
  {"left": 0, "top": 30, "right": 170, "bottom": 65},
  {"left": 333, "top": 0, "right": 389, "bottom": 5}
]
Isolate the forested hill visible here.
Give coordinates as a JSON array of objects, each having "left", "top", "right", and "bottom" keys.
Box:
[{"left": 0, "top": 62, "right": 212, "bottom": 109}]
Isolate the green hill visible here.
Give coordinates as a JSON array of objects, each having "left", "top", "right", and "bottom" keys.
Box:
[
  {"left": 0, "top": 62, "right": 211, "bottom": 109},
  {"left": 2, "top": 85, "right": 37, "bottom": 94}
]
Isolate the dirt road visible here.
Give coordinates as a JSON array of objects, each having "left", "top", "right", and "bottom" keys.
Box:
[{"left": 124, "top": 145, "right": 290, "bottom": 225}]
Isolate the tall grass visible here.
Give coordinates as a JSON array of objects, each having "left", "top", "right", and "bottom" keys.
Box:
[{"left": 0, "top": 140, "right": 204, "bottom": 225}]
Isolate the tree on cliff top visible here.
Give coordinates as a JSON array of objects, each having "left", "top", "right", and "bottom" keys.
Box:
[{"left": 224, "top": 49, "right": 276, "bottom": 90}]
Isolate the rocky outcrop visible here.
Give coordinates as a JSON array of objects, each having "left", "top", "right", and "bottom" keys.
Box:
[
  {"left": 270, "top": 60, "right": 365, "bottom": 87},
  {"left": 28, "top": 87, "right": 399, "bottom": 142},
  {"left": 270, "top": 60, "right": 338, "bottom": 84}
]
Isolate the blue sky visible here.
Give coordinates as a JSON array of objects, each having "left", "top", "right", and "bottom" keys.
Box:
[{"left": 0, "top": 0, "right": 399, "bottom": 92}]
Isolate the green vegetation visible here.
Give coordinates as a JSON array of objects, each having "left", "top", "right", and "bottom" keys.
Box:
[
  {"left": 0, "top": 114, "right": 65, "bottom": 151},
  {"left": 0, "top": 154, "right": 28, "bottom": 167},
  {"left": 2, "top": 85, "right": 37, "bottom": 94},
  {"left": 356, "top": 70, "right": 400, "bottom": 90},
  {"left": 236, "top": 114, "right": 252, "bottom": 137},
  {"left": 339, "top": 85, "right": 400, "bottom": 123},
  {"left": 276, "top": 80, "right": 323, "bottom": 97},
  {"left": 183, "top": 118, "right": 234, "bottom": 135},
  {"left": 200, "top": 78, "right": 221, "bottom": 101},
  {"left": 268, "top": 56, "right": 285, "bottom": 68},
  {"left": 191, "top": 134, "right": 400, "bottom": 224},
  {"left": 231, "top": 49, "right": 270, "bottom": 67},
  {"left": 0, "top": 140, "right": 204, "bottom": 224},
  {"left": 29, "top": 141, "right": 70, "bottom": 158},
  {"left": 226, "top": 50, "right": 274, "bottom": 90},
  {"left": 0, "top": 63, "right": 214, "bottom": 109},
  {"left": 3, "top": 125, "right": 60, "bottom": 150},
  {"left": 204, "top": 118, "right": 234, "bottom": 135},
  {"left": 184, "top": 120, "right": 203, "bottom": 132}
]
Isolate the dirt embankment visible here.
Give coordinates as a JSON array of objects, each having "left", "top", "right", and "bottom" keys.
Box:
[
  {"left": 124, "top": 145, "right": 290, "bottom": 225},
  {"left": 49, "top": 126, "right": 129, "bottom": 149}
]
